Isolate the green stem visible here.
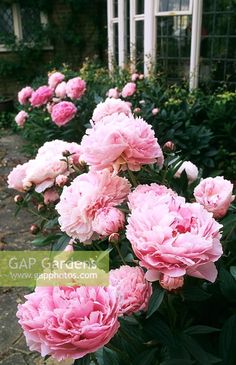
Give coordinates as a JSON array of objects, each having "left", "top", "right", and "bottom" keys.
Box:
[
  {"left": 127, "top": 169, "right": 138, "bottom": 187},
  {"left": 91, "top": 353, "right": 99, "bottom": 365},
  {"left": 27, "top": 208, "right": 49, "bottom": 221},
  {"left": 115, "top": 243, "right": 126, "bottom": 265}
]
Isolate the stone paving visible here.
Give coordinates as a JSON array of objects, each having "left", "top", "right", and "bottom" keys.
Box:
[{"left": 0, "top": 131, "right": 73, "bottom": 365}]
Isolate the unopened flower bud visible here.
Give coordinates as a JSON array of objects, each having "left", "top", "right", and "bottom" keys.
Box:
[
  {"left": 62, "top": 150, "right": 71, "bottom": 158},
  {"left": 14, "top": 195, "right": 23, "bottom": 203},
  {"left": 152, "top": 108, "right": 159, "bottom": 116},
  {"left": 139, "top": 100, "right": 145, "bottom": 105},
  {"left": 37, "top": 204, "right": 45, "bottom": 212},
  {"left": 23, "top": 181, "right": 32, "bottom": 191},
  {"left": 160, "top": 274, "right": 184, "bottom": 291},
  {"left": 55, "top": 174, "right": 68, "bottom": 187},
  {"left": 64, "top": 243, "right": 74, "bottom": 252},
  {"left": 30, "top": 224, "right": 40, "bottom": 235},
  {"left": 139, "top": 74, "right": 144, "bottom": 80},
  {"left": 163, "top": 141, "right": 175, "bottom": 151},
  {"left": 108, "top": 233, "right": 120, "bottom": 244},
  {"left": 134, "top": 107, "right": 141, "bottom": 113}
]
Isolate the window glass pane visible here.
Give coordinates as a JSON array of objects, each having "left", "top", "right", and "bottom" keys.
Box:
[
  {"left": 135, "top": 20, "right": 144, "bottom": 71},
  {"left": 113, "top": 22, "right": 119, "bottom": 64},
  {"left": 0, "top": 5, "right": 14, "bottom": 36},
  {"left": 20, "top": 7, "right": 41, "bottom": 42},
  {"left": 159, "top": 0, "right": 190, "bottom": 12},
  {"left": 136, "top": 0, "right": 144, "bottom": 14},
  {"left": 113, "top": 0, "right": 118, "bottom": 17},
  {"left": 156, "top": 15, "right": 191, "bottom": 80}
]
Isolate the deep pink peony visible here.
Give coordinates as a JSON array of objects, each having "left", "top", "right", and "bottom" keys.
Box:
[
  {"left": 30, "top": 86, "right": 53, "bottom": 107},
  {"left": 107, "top": 87, "right": 120, "bottom": 99},
  {"left": 55, "top": 81, "right": 67, "bottom": 99},
  {"left": 8, "top": 140, "right": 81, "bottom": 193},
  {"left": 92, "top": 98, "right": 131, "bottom": 123},
  {"left": 92, "top": 207, "right": 125, "bottom": 236},
  {"left": 121, "top": 82, "right": 136, "bottom": 98},
  {"left": 17, "top": 286, "right": 120, "bottom": 361},
  {"left": 48, "top": 71, "right": 65, "bottom": 89},
  {"left": 15, "top": 110, "right": 28, "bottom": 127},
  {"left": 126, "top": 194, "right": 223, "bottom": 283},
  {"left": 194, "top": 176, "right": 235, "bottom": 219},
  {"left": 109, "top": 266, "right": 152, "bottom": 315},
  {"left": 51, "top": 101, "right": 77, "bottom": 126},
  {"left": 128, "top": 183, "right": 177, "bottom": 210},
  {"left": 18, "top": 86, "right": 33, "bottom": 105},
  {"left": 80, "top": 113, "right": 164, "bottom": 173},
  {"left": 174, "top": 161, "right": 199, "bottom": 184},
  {"left": 66, "top": 77, "right": 86, "bottom": 99},
  {"left": 56, "top": 169, "right": 131, "bottom": 242}
]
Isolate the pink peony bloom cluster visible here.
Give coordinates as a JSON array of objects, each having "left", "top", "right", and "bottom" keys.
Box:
[
  {"left": 107, "top": 87, "right": 120, "bottom": 98},
  {"left": 55, "top": 81, "right": 67, "bottom": 98},
  {"left": 17, "top": 286, "right": 120, "bottom": 361},
  {"left": 121, "top": 82, "right": 136, "bottom": 98},
  {"left": 126, "top": 193, "right": 223, "bottom": 283},
  {"left": 66, "top": 77, "right": 86, "bottom": 99},
  {"left": 92, "top": 98, "right": 131, "bottom": 123},
  {"left": 174, "top": 161, "right": 199, "bottom": 184},
  {"left": 48, "top": 71, "right": 65, "bottom": 89},
  {"left": 30, "top": 86, "right": 53, "bottom": 107},
  {"left": 15, "top": 110, "right": 29, "bottom": 127},
  {"left": 109, "top": 265, "right": 152, "bottom": 315},
  {"left": 8, "top": 140, "right": 81, "bottom": 193},
  {"left": 18, "top": 86, "right": 33, "bottom": 105},
  {"left": 51, "top": 101, "right": 77, "bottom": 126},
  {"left": 80, "top": 113, "right": 164, "bottom": 173},
  {"left": 194, "top": 176, "right": 235, "bottom": 219},
  {"left": 56, "top": 169, "right": 131, "bottom": 242}
]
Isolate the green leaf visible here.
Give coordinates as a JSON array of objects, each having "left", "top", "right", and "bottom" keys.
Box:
[
  {"left": 52, "top": 235, "right": 70, "bottom": 251},
  {"left": 230, "top": 266, "right": 236, "bottom": 280},
  {"left": 218, "top": 267, "right": 236, "bottom": 302},
  {"left": 103, "top": 347, "right": 120, "bottom": 365},
  {"left": 73, "top": 354, "right": 91, "bottom": 364},
  {"left": 32, "top": 234, "right": 60, "bottom": 247},
  {"left": 184, "top": 325, "right": 220, "bottom": 335},
  {"left": 147, "top": 286, "right": 165, "bottom": 318},
  {"left": 182, "top": 285, "right": 211, "bottom": 301},
  {"left": 181, "top": 334, "right": 220, "bottom": 364},
  {"left": 219, "top": 314, "right": 236, "bottom": 365},
  {"left": 134, "top": 348, "right": 158, "bottom": 365},
  {"left": 44, "top": 217, "right": 58, "bottom": 229},
  {"left": 161, "top": 360, "right": 193, "bottom": 365}
]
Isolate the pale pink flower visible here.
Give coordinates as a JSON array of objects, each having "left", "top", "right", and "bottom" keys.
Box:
[
  {"left": 48, "top": 71, "right": 65, "bottom": 89},
  {"left": 66, "top": 77, "right": 86, "bottom": 99},
  {"left": 7, "top": 162, "right": 30, "bottom": 192},
  {"left": 139, "top": 74, "right": 144, "bottom": 80},
  {"left": 18, "top": 86, "right": 33, "bottom": 105},
  {"left": 131, "top": 73, "right": 139, "bottom": 82},
  {"left": 56, "top": 169, "right": 131, "bottom": 242},
  {"left": 80, "top": 113, "right": 164, "bottom": 172},
  {"left": 175, "top": 161, "right": 199, "bottom": 184},
  {"left": 128, "top": 183, "right": 177, "bottom": 210},
  {"left": 152, "top": 108, "right": 159, "bottom": 116},
  {"left": 92, "top": 207, "right": 125, "bottom": 236},
  {"left": 194, "top": 176, "right": 235, "bottom": 219},
  {"left": 51, "top": 101, "right": 77, "bottom": 126},
  {"left": 110, "top": 266, "right": 152, "bottom": 315},
  {"left": 30, "top": 86, "right": 53, "bottom": 107},
  {"left": 107, "top": 87, "right": 120, "bottom": 98},
  {"left": 159, "top": 274, "right": 184, "bottom": 291},
  {"left": 17, "top": 286, "right": 120, "bottom": 361},
  {"left": 55, "top": 81, "right": 67, "bottom": 99},
  {"left": 121, "top": 82, "right": 136, "bottom": 98},
  {"left": 92, "top": 98, "right": 131, "bottom": 123},
  {"left": 126, "top": 195, "right": 223, "bottom": 283},
  {"left": 15, "top": 110, "right": 28, "bottom": 127},
  {"left": 43, "top": 188, "right": 60, "bottom": 205},
  {"left": 55, "top": 174, "right": 68, "bottom": 187}
]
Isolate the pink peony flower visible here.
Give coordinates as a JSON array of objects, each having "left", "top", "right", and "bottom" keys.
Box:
[
  {"left": 110, "top": 266, "right": 152, "bottom": 315},
  {"left": 174, "top": 161, "right": 199, "bottom": 184},
  {"left": 43, "top": 188, "right": 60, "bottom": 205},
  {"left": 15, "top": 110, "right": 28, "bottom": 127},
  {"left": 80, "top": 113, "right": 164, "bottom": 173},
  {"left": 56, "top": 169, "right": 131, "bottom": 242},
  {"left": 48, "top": 71, "right": 65, "bottom": 89},
  {"left": 194, "top": 176, "right": 235, "bottom": 219},
  {"left": 17, "top": 286, "right": 120, "bottom": 361},
  {"left": 18, "top": 86, "right": 33, "bottom": 105},
  {"left": 7, "top": 162, "right": 30, "bottom": 192},
  {"left": 51, "top": 101, "right": 77, "bottom": 126},
  {"left": 126, "top": 194, "right": 223, "bottom": 283},
  {"left": 55, "top": 81, "right": 67, "bottom": 99},
  {"left": 121, "top": 82, "right": 136, "bottom": 98},
  {"left": 92, "top": 207, "right": 125, "bottom": 236},
  {"left": 66, "top": 77, "right": 86, "bottom": 99},
  {"left": 92, "top": 98, "right": 131, "bottom": 123},
  {"left": 107, "top": 87, "right": 120, "bottom": 98},
  {"left": 30, "top": 86, "right": 53, "bottom": 107},
  {"left": 131, "top": 73, "right": 139, "bottom": 82},
  {"left": 159, "top": 274, "right": 184, "bottom": 291},
  {"left": 128, "top": 183, "right": 177, "bottom": 210}
]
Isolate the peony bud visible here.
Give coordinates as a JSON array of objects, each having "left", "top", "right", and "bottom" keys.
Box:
[
  {"left": 37, "top": 204, "right": 45, "bottom": 212},
  {"left": 160, "top": 274, "right": 184, "bottom": 291},
  {"left": 163, "top": 141, "right": 175, "bottom": 152},
  {"left": 152, "top": 108, "right": 159, "bottom": 116},
  {"left": 23, "top": 181, "right": 33, "bottom": 191},
  {"left": 108, "top": 232, "right": 120, "bottom": 244},
  {"left": 55, "top": 174, "right": 68, "bottom": 187},
  {"left": 30, "top": 224, "right": 40, "bottom": 235},
  {"left": 134, "top": 107, "right": 141, "bottom": 113},
  {"left": 14, "top": 195, "right": 23, "bottom": 203},
  {"left": 62, "top": 150, "right": 71, "bottom": 158}
]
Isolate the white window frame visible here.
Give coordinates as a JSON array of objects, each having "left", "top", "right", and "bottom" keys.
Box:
[
  {"left": 0, "top": 3, "right": 51, "bottom": 52},
  {"left": 155, "top": 0, "right": 193, "bottom": 16},
  {"left": 129, "top": 0, "right": 145, "bottom": 71}
]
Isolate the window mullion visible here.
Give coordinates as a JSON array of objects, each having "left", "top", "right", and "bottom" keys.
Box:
[
  {"left": 144, "top": 0, "right": 155, "bottom": 75},
  {"left": 12, "top": 3, "right": 22, "bottom": 40},
  {"left": 118, "top": 0, "right": 126, "bottom": 68},
  {"left": 130, "top": 0, "right": 136, "bottom": 71},
  {"left": 107, "top": 0, "right": 114, "bottom": 71}
]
